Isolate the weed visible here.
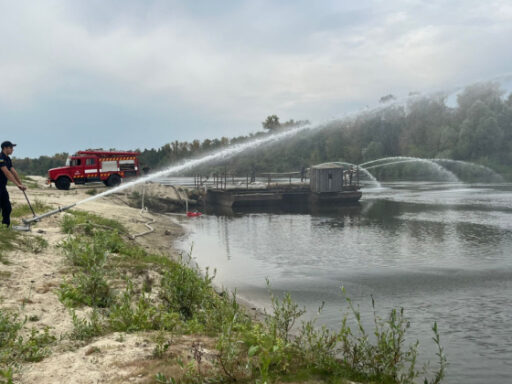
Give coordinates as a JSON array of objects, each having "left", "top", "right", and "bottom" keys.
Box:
[
  {"left": 293, "top": 304, "right": 339, "bottom": 371},
  {"left": 426, "top": 322, "right": 447, "bottom": 384},
  {"left": 155, "top": 373, "right": 178, "bottom": 384},
  {"left": 216, "top": 313, "right": 252, "bottom": 381},
  {"left": 19, "top": 175, "right": 38, "bottom": 189},
  {"left": 59, "top": 267, "right": 112, "bottom": 308},
  {"left": 265, "top": 279, "right": 306, "bottom": 343},
  {"left": 169, "top": 357, "right": 203, "bottom": 383},
  {"left": 108, "top": 284, "right": 180, "bottom": 332},
  {"left": 17, "top": 327, "right": 56, "bottom": 362},
  {"left": 11, "top": 201, "right": 50, "bottom": 218},
  {"left": 152, "top": 331, "right": 172, "bottom": 359},
  {"left": 159, "top": 254, "right": 215, "bottom": 320},
  {"left": 61, "top": 211, "right": 126, "bottom": 235},
  {"left": 0, "top": 226, "right": 19, "bottom": 261},
  {"left": 0, "top": 310, "right": 23, "bottom": 349},
  {"left": 18, "top": 235, "right": 48, "bottom": 254},
  {"left": 142, "top": 274, "right": 154, "bottom": 293},
  {"left": 335, "top": 288, "right": 447, "bottom": 384},
  {"left": 85, "top": 188, "right": 97, "bottom": 196},
  {"left": 0, "top": 309, "right": 55, "bottom": 367},
  {"left": 58, "top": 236, "right": 106, "bottom": 269},
  {"left": 70, "top": 310, "right": 104, "bottom": 341}
]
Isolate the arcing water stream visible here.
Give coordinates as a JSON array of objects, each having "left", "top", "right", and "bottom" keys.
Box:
[
  {"left": 76, "top": 124, "right": 313, "bottom": 207},
  {"left": 432, "top": 158, "right": 504, "bottom": 182},
  {"left": 360, "top": 156, "right": 460, "bottom": 182},
  {"left": 360, "top": 156, "right": 504, "bottom": 183}
]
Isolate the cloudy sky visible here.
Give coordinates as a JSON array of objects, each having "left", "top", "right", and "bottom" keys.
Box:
[{"left": 1, "top": 0, "right": 512, "bottom": 157}]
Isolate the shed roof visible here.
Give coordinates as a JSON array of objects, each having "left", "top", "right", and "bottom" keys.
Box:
[{"left": 311, "top": 162, "right": 345, "bottom": 169}]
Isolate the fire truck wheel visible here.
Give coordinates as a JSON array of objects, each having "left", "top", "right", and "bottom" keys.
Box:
[
  {"left": 107, "top": 174, "right": 121, "bottom": 187},
  {"left": 55, "top": 177, "right": 71, "bottom": 190}
]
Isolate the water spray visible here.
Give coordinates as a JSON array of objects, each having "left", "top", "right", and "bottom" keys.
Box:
[
  {"left": 360, "top": 156, "right": 504, "bottom": 182},
  {"left": 359, "top": 156, "right": 460, "bottom": 182}
]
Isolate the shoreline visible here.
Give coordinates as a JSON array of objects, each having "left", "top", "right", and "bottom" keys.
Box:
[{"left": 171, "top": 215, "right": 268, "bottom": 323}]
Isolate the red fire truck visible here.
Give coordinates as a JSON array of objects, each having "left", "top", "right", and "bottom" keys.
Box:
[{"left": 48, "top": 150, "right": 141, "bottom": 190}]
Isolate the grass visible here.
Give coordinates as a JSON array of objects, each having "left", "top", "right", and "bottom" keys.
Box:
[
  {"left": 0, "top": 226, "right": 48, "bottom": 263},
  {"left": 55, "top": 210, "right": 447, "bottom": 384},
  {"left": 19, "top": 174, "right": 39, "bottom": 189},
  {"left": 0, "top": 308, "right": 56, "bottom": 375},
  {"left": 17, "top": 236, "right": 48, "bottom": 254},
  {"left": 0, "top": 227, "right": 18, "bottom": 263},
  {"left": 69, "top": 310, "right": 104, "bottom": 341},
  {"left": 61, "top": 210, "right": 126, "bottom": 235},
  {"left": 11, "top": 200, "right": 50, "bottom": 219}
]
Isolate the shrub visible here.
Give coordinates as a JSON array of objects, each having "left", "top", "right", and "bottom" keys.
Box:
[
  {"left": 109, "top": 284, "right": 180, "bottom": 333},
  {"left": 70, "top": 310, "right": 104, "bottom": 341},
  {"left": 159, "top": 255, "right": 215, "bottom": 320},
  {"left": 0, "top": 309, "right": 55, "bottom": 367},
  {"left": 59, "top": 267, "right": 112, "bottom": 308}
]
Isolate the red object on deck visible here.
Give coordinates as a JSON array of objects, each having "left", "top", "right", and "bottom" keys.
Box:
[{"left": 186, "top": 211, "right": 203, "bottom": 217}]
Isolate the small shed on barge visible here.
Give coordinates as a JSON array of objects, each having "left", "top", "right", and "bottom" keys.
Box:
[{"left": 310, "top": 163, "right": 344, "bottom": 193}]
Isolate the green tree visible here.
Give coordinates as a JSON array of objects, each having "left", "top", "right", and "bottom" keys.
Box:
[{"left": 262, "top": 115, "right": 281, "bottom": 131}]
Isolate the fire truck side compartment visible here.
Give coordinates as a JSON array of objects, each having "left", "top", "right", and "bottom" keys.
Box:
[{"left": 101, "top": 161, "right": 119, "bottom": 172}]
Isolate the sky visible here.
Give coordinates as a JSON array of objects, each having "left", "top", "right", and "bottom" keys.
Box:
[{"left": 1, "top": 0, "right": 512, "bottom": 158}]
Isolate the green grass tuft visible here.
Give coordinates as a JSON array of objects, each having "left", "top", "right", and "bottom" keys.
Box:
[
  {"left": 11, "top": 200, "right": 51, "bottom": 218},
  {"left": 0, "top": 308, "right": 56, "bottom": 370},
  {"left": 61, "top": 210, "right": 126, "bottom": 235}
]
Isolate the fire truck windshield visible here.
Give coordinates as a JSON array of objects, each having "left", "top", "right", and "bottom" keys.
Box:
[{"left": 66, "top": 158, "right": 81, "bottom": 166}]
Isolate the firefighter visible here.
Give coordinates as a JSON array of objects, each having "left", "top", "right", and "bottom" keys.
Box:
[{"left": 0, "top": 141, "right": 26, "bottom": 227}]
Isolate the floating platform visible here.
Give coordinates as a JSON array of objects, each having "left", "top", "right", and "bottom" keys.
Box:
[{"left": 206, "top": 185, "right": 361, "bottom": 208}]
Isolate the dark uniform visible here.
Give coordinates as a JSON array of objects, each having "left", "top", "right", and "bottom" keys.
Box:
[{"left": 0, "top": 152, "right": 13, "bottom": 226}]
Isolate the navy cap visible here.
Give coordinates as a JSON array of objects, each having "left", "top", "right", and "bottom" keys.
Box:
[{"left": 1, "top": 141, "right": 16, "bottom": 149}]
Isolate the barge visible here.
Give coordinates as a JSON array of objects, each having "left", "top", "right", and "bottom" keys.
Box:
[{"left": 206, "top": 163, "right": 362, "bottom": 208}]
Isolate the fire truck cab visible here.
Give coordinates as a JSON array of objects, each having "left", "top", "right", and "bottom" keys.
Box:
[{"left": 48, "top": 150, "right": 140, "bottom": 190}]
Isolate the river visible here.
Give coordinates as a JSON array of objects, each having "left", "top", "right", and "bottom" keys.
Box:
[{"left": 176, "top": 182, "right": 512, "bottom": 384}]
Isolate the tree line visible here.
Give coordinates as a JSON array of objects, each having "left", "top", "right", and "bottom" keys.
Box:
[{"left": 14, "top": 82, "right": 512, "bottom": 180}]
